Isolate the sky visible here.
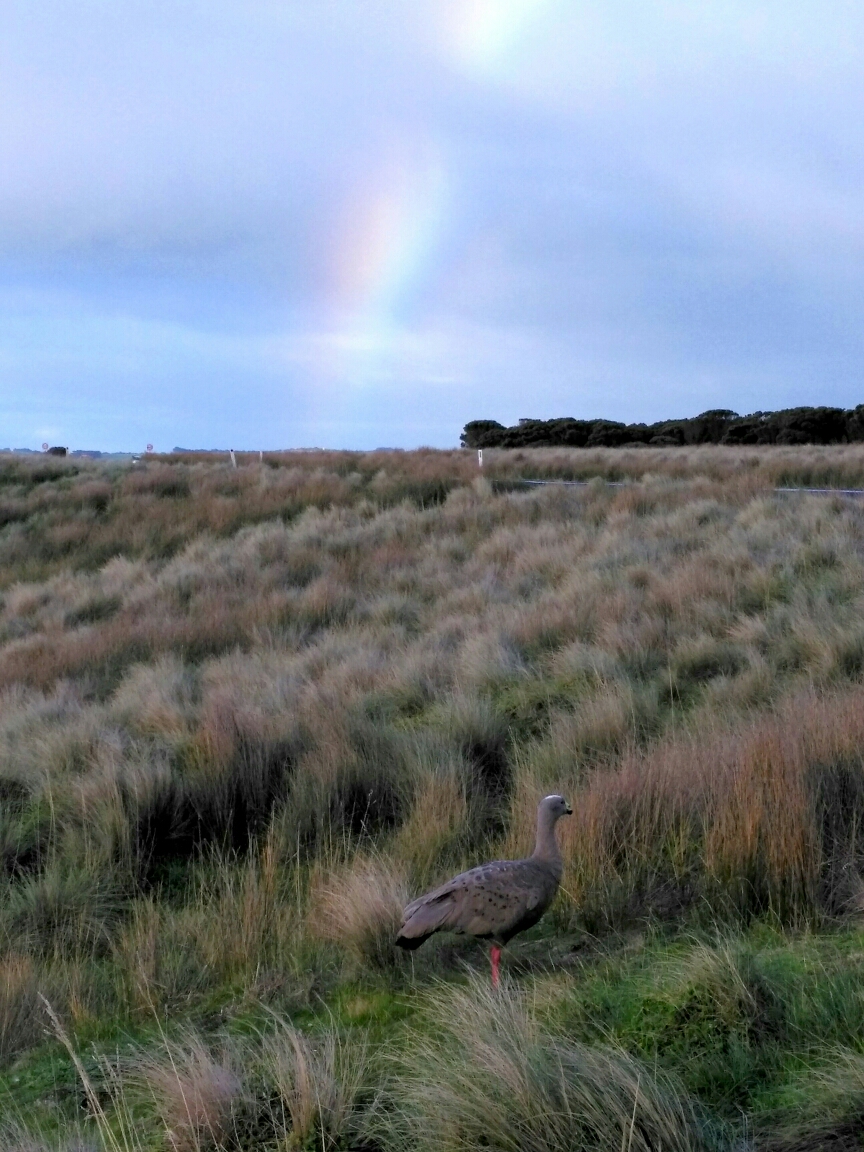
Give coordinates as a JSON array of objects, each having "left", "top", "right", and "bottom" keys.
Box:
[{"left": 2, "top": 1, "right": 864, "bottom": 451}]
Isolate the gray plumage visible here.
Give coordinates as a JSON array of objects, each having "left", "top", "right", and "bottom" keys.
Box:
[{"left": 395, "top": 794, "right": 572, "bottom": 950}]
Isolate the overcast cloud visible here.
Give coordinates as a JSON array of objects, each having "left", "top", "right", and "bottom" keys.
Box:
[{"left": 2, "top": 1, "right": 864, "bottom": 450}]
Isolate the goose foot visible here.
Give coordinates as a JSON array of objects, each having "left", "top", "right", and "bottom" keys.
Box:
[{"left": 490, "top": 944, "right": 501, "bottom": 988}]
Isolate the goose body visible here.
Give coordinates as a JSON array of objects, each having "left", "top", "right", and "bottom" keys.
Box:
[{"left": 395, "top": 794, "right": 572, "bottom": 983}]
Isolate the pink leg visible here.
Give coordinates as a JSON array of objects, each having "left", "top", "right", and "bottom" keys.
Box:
[{"left": 490, "top": 944, "right": 501, "bottom": 988}]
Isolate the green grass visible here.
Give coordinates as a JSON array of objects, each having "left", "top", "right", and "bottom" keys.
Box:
[{"left": 5, "top": 921, "right": 864, "bottom": 1148}]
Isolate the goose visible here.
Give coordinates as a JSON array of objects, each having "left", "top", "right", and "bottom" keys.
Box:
[{"left": 395, "top": 794, "right": 572, "bottom": 984}]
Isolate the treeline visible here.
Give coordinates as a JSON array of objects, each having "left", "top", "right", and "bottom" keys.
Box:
[{"left": 461, "top": 406, "right": 864, "bottom": 449}]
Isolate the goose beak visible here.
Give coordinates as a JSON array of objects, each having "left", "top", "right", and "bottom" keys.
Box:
[{"left": 565, "top": 803, "right": 573, "bottom": 815}]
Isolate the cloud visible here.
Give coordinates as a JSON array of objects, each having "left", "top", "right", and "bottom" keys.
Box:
[{"left": 2, "top": 1, "right": 864, "bottom": 448}]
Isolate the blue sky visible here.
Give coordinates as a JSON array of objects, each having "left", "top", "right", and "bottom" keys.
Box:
[{"left": 2, "top": 1, "right": 864, "bottom": 451}]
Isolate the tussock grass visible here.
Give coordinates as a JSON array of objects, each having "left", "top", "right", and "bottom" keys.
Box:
[
  {"left": 0, "top": 953, "right": 39, "bottom": 1059},
  {"left": 8, "top": 447, "right": 864, "bottom": 1147},
  {"left": 308, "top": 852, "right": 409, "bottom": 970},
  {"left": 135, "top": 1036, "right": 244, "bottom": 1152},
  {"left": 26, "top": 1009, "right": 372, "bottom": 1152},
  {"left": 0, "top": 1129, "right": 97, "bottom": 1152},
  {"left": 758, "top": 1049, "right": 864, "bottom": 1150},
  {"left": 377, "top": 976, "right": 710, "bottom": 1152},
  {"left": 1, "top": 865, "right": 121, "bottom": 957},
  {"left": 550, "top": 686, "right": 864, "bottom": 929},
  {"left": 259, "top": 1019, "right": 371, "bottom": 1149},
  {"left": 392, "top": 749, "right": 478, "bottom": 879}
]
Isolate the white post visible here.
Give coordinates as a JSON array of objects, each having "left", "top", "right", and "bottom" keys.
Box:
[
  {"left": 230, "top": 449, "right": 237, "bottom": 469},
  {"left": 259, "top": 450, "right": 263, "bottom": 463},
  {"left": 478, "top": 449, "right": 483, "bottom": 468}
]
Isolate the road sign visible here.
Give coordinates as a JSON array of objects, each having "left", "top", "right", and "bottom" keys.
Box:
[
  {"left": 146, "top": 444, "right": 153, "bottom": 453},
  {"left": 42, "top": 443, "right": 49, "bottom": 451}
]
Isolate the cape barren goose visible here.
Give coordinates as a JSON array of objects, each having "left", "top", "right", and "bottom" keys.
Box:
[{"left": 395, "top": 794, "right": 572, "bottom": 985}]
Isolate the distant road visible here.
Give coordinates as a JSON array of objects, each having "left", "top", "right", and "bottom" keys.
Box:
[{"left": 500, "top": 479, "right": 864, "bottom": 497}]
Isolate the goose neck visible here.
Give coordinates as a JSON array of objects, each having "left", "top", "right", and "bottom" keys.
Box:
[{"left": 531, "top": 811, "right": 563, "bottom": 876}]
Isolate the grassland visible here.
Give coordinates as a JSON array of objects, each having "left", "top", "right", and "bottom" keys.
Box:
[{"left": 6, "top": 445, "right": 864, "bottom": 1148}]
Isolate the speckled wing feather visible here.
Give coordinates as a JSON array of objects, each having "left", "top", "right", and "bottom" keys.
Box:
[{"left": 396, "top": 858, "right": 560, "bottom": 948}]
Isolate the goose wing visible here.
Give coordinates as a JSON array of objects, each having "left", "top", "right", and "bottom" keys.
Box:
[{"left": 396, "top": 858, "right": 557, "bottom": 947}]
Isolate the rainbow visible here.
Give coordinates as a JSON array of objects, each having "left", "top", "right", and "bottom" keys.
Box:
[
  {"left": 311, "top": 148, "right": 450, "bottom": 421},
  {"left": 332, "top": 151, "right": 449, "bottom": 326},
  {"left": 311, "top": 0, "right": 563, "bottom": 433}
]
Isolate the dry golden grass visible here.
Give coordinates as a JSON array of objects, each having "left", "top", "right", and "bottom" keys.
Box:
[
  {"left": 393, "top": 755, "right": 474, "bottom": 877},
  {"left": 4, "top": 458, "right": 864, "bottom": 890},
  {"left": 308, "top": 853, "right": 409, "bottom": 969},
  {"left": 136, "top": 1036, "right": 243, "bottom": 1152},
  {"left": 0, "top": 953, "right": 39, "bottom": 1059},
  {"left": 536, "top": 687, "right": 864, "bottom": 926},
  {"left": 4, "top": 442, "right": 864, "bottom": 591}
]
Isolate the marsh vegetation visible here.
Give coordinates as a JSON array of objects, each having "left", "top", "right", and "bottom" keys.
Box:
[{"left": 5, "top": 446, "right": 864, "bottom": 1148}]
